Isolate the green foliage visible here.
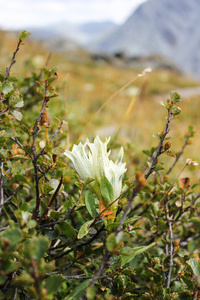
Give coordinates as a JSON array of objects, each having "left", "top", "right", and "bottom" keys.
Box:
[
  {"left": 100, "top": 175, "right": 114, "bottom": 205},
  {"left": 0, "top": 31, "right": 200, "bottom": 300}
]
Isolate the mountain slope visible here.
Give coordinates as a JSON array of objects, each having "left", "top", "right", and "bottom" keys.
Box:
[{"left": 94, "top": 0, "right": 200, "bottom": 77}]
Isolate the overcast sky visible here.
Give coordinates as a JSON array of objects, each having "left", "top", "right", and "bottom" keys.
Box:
[{"left": 0, "top": 0, "right": 148, "bottom": 29}]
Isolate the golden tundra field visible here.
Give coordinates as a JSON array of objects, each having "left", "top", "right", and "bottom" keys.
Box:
[{"left": 1, "top": 30, "right": 200, "bottom": 180}]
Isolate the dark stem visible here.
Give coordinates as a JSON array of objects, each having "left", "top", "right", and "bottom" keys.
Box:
[
  {"left": 88, "top": 249, "right": 111, "bottom": 287},
  {"left": 4, "top": 38, "right": 23, "bottom": 81},
  {"left": 31, "top": 82, "right": 49, "bottom": 218},
  {"left": 145, "top": 109, "right": 171, "bottom": 179},
  {"left": 36, "top": 176, "right": 63, "bottom": 225},
  {"left": 0, "top": 159, "right": 4, "bottom": 214},
  {"left": 165, "top": 200, "right": 174, "bottom": 288}
]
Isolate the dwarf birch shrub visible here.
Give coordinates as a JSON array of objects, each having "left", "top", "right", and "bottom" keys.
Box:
[{"left": 0, "top": 32, "right": 200, "bottom": 300}]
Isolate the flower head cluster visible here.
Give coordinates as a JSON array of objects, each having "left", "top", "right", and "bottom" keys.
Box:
[{"left": 64, "top": 136, "right": 126, "bottom": 200}]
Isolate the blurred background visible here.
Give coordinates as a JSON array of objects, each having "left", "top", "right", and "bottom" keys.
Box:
[{"left": 1, "top": 0, "right": 200, "bottom": 78}]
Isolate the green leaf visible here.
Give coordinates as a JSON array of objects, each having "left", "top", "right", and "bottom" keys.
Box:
[
  {"left": 15, "top": 100, "right": 24, "bottom": 108},
  {"left": 51, "top": 66, "right": 58, "bottom": 74},
  {"left": 55, "top": 161, "right": 68, "bottom": 168},
  {"left": 11, "top": 110, "right": 23, "bottom": 121},
  {"left": 171, "top": 107, "right": 181, "bottom": 116},
  {"left": 42, "top": 182, "right": 54, "bottom": 195},
  {"left": 18, "top": 124, "right": 30, "bottom": 134},
  {"left": 28, "top": 220, "right": 37, "bottom": 228},
  {"left": 43, "top": 67, "right": 51, "bottom": 79},
  {"left": 84, "top": 177, "right": 95, "bottom": 185},
  {"left": 120, "top": 242, "right": 155, "bottom": 266},
  {"left": 49, "top": 179, "right": 63, "bottom": 194},
  {"left": 52, "top": 147, "right": 65, "bottom": 154},
  {"left": 9, "top": 90, "right": 21, "bottom": 106},
  {"left": 0, "top": 131, "right": 7, "bottom": 147},
  {"left": 2, "top": 228, "right": 21, "bottom": 247},
  {"left": 77, "top": 220, "right": 93, "bottom": 239},
  {"left": 31, "top": 236, "right": 49, "bottom": 260},
  {"left": 170, "top": 91, "right": 181, "bottom": 104},
  {"left": 100, "top": 176, "right": 114, "bottom": 206},
  {"left": 85, "top": 190, "right": 97, "bottom": 218},
  {"left": 2, "top": 82, "right": 14, "bottom": 97},
  {"left": 20, "top": 202, "right": 28, "bottom": 211},
  {"left": 120, "top": 247, "right": 135, "bottom": 266},
  {"left": 19, "top": 30, "right": 31, "bottom": 40},
  {"left": 13, "top": 174, "right": 28, "bottom": 184},
  {"left": 4, "top": 128, "right": 16, "bottom": 137},
  {"left": 187, "top": 258, "right": 200, "bottom": 277},
  {"left": 44, "top": 275, "right": 63, "bottom": 294},
  {"left": 65, "top": 279, "right": 91, "bottom": 300},
  {"left": 132, "top": 242, "right": 156, "bottom": 257},
  {"left": 58, "top": 221, "right": 76, "bottom": 239},
  {"left": 106, "top": 233, "right": 117, "bottom": 252},
  {"left": 164, "top": 149, "right": 176, "bottom": 158},
  {"left": 86, "top": 286, "right": 96, "bottom": 300},
  {"left": 49, "top": 210, "right": 62, "bottom": 219},
  {"left": 123, "top": 216, "right": 141, "bottom": 225},
  {"left": 153, "top": 164, "right": 165, "bottom": 171}
]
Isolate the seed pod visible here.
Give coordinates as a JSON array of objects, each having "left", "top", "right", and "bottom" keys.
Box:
[
  {"left": 136, "top": 170, "right": 146, "bottom": 187},
  {"left": 164, "top": 141, "right": 172, "bottom": 151}
]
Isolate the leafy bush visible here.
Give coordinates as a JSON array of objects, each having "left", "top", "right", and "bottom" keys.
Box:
[{"left": 0, "top": 31, "right": 200, "bottom": 300}]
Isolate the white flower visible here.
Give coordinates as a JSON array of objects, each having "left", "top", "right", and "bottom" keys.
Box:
[
  {"left": 64, "top": 136, "right": 126, "bottom": 199},
  {"left": 186, "top": 158, "right": 198, "bottom": 166}
]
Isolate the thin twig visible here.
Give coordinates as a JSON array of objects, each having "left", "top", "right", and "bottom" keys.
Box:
[
  {"left": 0, "top": 37, "right": 25, "bottom": 213},
  {"left": 145, "top": 109, "right": 172, "bottom": 179},
  {"left": 52, "top": 225, "right": 105, "bottom": 259},
  {"left": 175, "top": 192, "right": 200, "bottom": 222},
  {"left": 166, "top": 135, "right": 190, "bottom": 175},
  {"left": 165, "top": 200, "right": 174, "bottom": 288},
  {"left": 63, "top": 274, "right": 111, "bottom": 281},
  {"left": 20, "top": 289, "right": 33, "bottom": 300},
  {"left": 0, "top": 225, "right": 10, "bottom": 232},
  {"left": 36, "top": 176, "right": 63, "bottom": 225},
  {"left": 4, "top": 38, "right": 23, "bottom": 81},
  {"left": 0, "top": 159, "right": 4, "bottom": 214},
  {"left": 0, "top": 107, "right": 9, "bottom": 116},
  {"left": 0, "top": 185, "right": 21, "bottom": 209},
  {"left": 10, "top": 137, "right": 32, "bottom": 158},
  {"left": 115, "top": 184, "right": 142, "bottom": 236},
  {"left": 88, "top": 249, "right": 111, "bottom": 287},
  {"left": 13, "top": 288, "right": 18, "bottom": 300},
  {"left": 31, "top": 82, "right": 49, "bottom": 218},
  {"left": 36, "top": 121, "right": 64, "bottom": 159}
]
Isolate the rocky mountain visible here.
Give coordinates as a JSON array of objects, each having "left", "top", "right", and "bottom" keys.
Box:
[{"left": 93, "top": 0, "right": 200, "bottom": 78}]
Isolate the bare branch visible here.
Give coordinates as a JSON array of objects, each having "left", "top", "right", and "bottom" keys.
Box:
[
  {"left": 145, "top": 109, "right": 172, "bottom": 179},
  {"left": 165, "top": 200, "right": 174, "bottom": 288},
  {"left": 4, "top": 38, "right": 23, "bottom": 81},
  {"left": 88, "top": 249, "right": 111, "bottom": 287},
  {"left": 115, "top": 184, "right": 142, "bottom": 236},
  {"left": 0, "top": 107, "right": 9, "bottom": 116}
]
